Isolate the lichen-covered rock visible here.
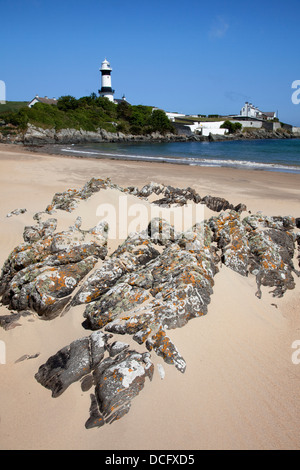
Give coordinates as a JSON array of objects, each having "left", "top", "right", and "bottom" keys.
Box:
[
  {"left": 148, "top": 217, "right": 179, "bottom": 244},
  {"left": 151, "top": 185, "right": 202, "bottom": 207},
  {"left": 2, "top": 257, "right": 97, "bottom": 317},
  {"left": 35, "top": 330, "right": 154, "bottom": 429},
  {"left": 126, "top": 181, "right": 249, "bottom": 213},
  {"left": 210, "top": 211, "right": 249, "bottom": 276},
  {"left": 86, "top": 349, "right": 154, "bottom": 428},
  {"left": 23, "top": 218, "right": 57, "bottom": 243},
  {"left": 6, "top": 208, "right": 27, "bottom": 218},
  {"left": 135, "top": 181, "right": 165, "bottom": 198},
  {"left": 35, "top": 330, "right": 112, "bottom": 397},
  {"left": 106, "top": 341, "right": 130, "bottom": 357},
  {"left": 84, "top": 282, "right": 150, "bottom": 330},
  {"left": 102, "top": 223, "right": 217, "bottom": 371},
  {"left": 248, "top": 229, "right": 296, "bottom": 298},
  {"left": 201, "top": 195, "right": 233, "bottom": 212},
  {"left": 45, "top": 177, "right": 124, "bottom": 213},
  {"left": 209, "top": 211, "right": 298, "bottom": 296},
  {"left": 243, "top": 213, "right": 296, "bottom": 232},
  {"left": 146, "top": 327, "right": 186, "bottom": 373},
  {"left": 0, "top": 218, "right": 109, "bottom": 317},
  {"left": 297, "top": 233, "right": 300, "bottom": 268},
  {"left": 71, "top": 230, "right": 160, "bottom": 307}
]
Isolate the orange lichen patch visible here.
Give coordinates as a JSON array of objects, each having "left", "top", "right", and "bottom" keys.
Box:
[
  {"left": 178, "top": 270, "right": 198, "bottom": 285},
  {"left": 85, "top": 293, "right": 98, "bottom": 303},
  {"left": 133, "top": 249, "right": 146, "bottom": 256},
  {"left": 134, "top": 328, "right": 152, "bottom": 343},
  {"left": 40, "top": 294, "right": 57, "bottom": 307},
  {"left": 150, "top": 328, "right": 174, "bottom": 360},
  {"left": 133, "top": 290, "right": 149, "bottom": 303},
  {"left": 150, "top": 285, "right": 162, "bottom": 296},
  {"left": 120, "top": 315, "right": 131, "bottom": 321}
]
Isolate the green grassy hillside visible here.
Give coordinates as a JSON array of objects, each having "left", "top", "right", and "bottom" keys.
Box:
[
  {"left": 0, "top": 95, "right": 176, "bottom": 135},
  {"left": 0, "top": 101, "right": 28, "bottom": 113}
]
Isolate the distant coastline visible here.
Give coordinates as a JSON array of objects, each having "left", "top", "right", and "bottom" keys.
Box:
[
  {"left": 19, "top": 133, "right": 300, "bottom": 175},
  {"left": 0, "top": 123, "right": 298, "bottom": 148}
]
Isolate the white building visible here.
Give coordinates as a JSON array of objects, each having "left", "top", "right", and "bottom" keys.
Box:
[
  {"left": 186, "top": 121, "right": 228, "bottom": 136},
  {"left": 165, "top": 112, "right": 187, "bottom": 121},
  {"left": 28, "top": 95, "right": 58, "bottom": 107},
  {"left": 292, "top": 127, "right": 300, "bottom": 135},
  {"left": 240, "top": 102, "right": 277, "bottom": 120},
  {"left": 98, "top": 58, "right": 115, "bottom": 102},
  {"left": 240, "top": 102, "right": 262, "bottom": 119}
]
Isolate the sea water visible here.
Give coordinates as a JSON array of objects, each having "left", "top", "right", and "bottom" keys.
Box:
[{"left": 59, "top": 138, "right": 300, "bottom": 174}]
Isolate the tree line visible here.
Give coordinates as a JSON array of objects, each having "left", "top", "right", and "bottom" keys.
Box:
[{"left": 0, "top": 94, "right": 176, "bottom": 135}]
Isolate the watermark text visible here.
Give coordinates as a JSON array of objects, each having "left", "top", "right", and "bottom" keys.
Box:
[
  {"left": 0, "top": 340, "right": 6, "bottom": 364},
  {"left": 291, "top": 80, "right": 300, "bottom": 105},
  {"left": 291, "top": 340, "right": 300, "bottom": 365},
  {"left": 96, "top": 196, "right": 205, "bottom": 242},
  {"left": 0, "top": 80, "right": 6, "bottom": 104}
]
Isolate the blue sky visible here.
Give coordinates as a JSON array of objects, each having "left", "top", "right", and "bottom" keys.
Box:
[{"left": 1, "top": 0, "right": 300, "bottom": 125}]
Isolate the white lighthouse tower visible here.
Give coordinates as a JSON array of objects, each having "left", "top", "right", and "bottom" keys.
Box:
[{"left": 98, "top": 58, "right": 115, "bottom": 102}]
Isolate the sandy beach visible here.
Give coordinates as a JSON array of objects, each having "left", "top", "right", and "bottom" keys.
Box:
[{"left": 0, "top": 142, "right": 299, "bottom": 450}]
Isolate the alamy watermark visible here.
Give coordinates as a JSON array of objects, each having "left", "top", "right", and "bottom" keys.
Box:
[
  {"left": 96, "top": 196, "right": 205, "bottom": 241},
  {"left": 0, "top": 340, "right": 6, "bottom": 364},
  {"left": 291, "top": 80, "right": 300, "bottom": 105},
  {"left": 291, "top": 340, "right": 300, "bottom": 365},
  {"left": 0, "top": 80, "right": 6, "bottom": 104}
]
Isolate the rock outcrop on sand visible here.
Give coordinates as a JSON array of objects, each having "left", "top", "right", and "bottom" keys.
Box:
[
  {"left": 0, "top": 178, "right": 299, "bottom": 429},
  {"left": 0, "top": 214, "right": 108, "bottom": 318}
]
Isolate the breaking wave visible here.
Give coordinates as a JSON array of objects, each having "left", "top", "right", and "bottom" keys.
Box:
[{"left": 60, "top": 145, "right": 300, "bottom": 174}]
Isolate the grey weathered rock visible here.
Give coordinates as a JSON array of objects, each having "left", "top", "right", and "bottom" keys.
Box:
[
  {"left": 23, "top": 218, "right": 57, "bottom": 243},
  {"left": 248, "top": 228, "right": 296, "bottom": 298},
  {"left": 146, "top": 326, "right": 186, "bottom": 373},
  {"left": 86, "top": 349, "right": 154, "bottom": 428},
  {"left": 35, "top": 329, "right": 153, "bottom": 429},
  {"left": 84, "top": 283, "right": 150, "bottom": 330},
  {"left": 23, "top": 125, "right": 186, "bottom": 147},
  {"left": 102, "top": 221, "right": 217, "bottom": 372},
  {"left": 15, "top": 353, "right": 40, "bottom": 363},
  {"left": 45, "top": 177, "right": 123, "bottom": 213},
  {"left": 6, "top": 208, "right": 27, "bottom": 218},
  {"left": 35, "top": 330, "right": 112, "bottom": 397},
  {"left": 202, "top": 195, "right": 233, "bottom": 212},
  {"left": 210, "top": 211, "right": 249, "bottom": 276},
  {"left": 71, "top": 230, "right": 160, "bottom": 307},
  {"left": 0, "top": 218, "right": 108, "bottom": 317}
]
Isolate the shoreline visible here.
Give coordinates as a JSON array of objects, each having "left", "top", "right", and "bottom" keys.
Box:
[
  {"left": 18, "top": 137, "right": 300, "bottom": 176},
  {"left": 1, "top": 143, "right": 300, "bottom": 216},
  {"left": 0, "top": 142, "right": 299, "bottom": 450}
]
